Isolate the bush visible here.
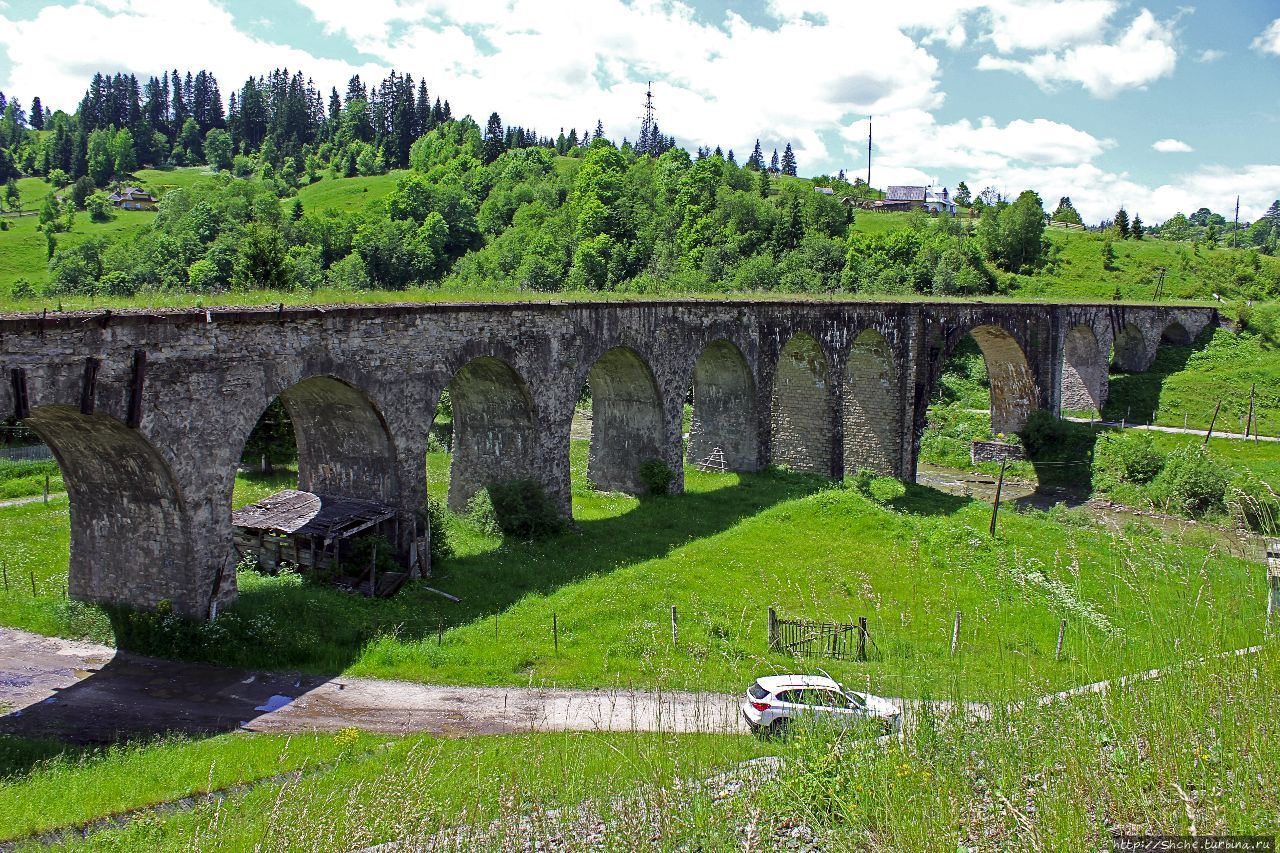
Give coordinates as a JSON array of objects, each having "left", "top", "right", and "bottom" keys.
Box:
[
  {"left": 340, "top": 533, "right": 401, "bottom": 578},
  {"left": 1093, "top": 430, "right": 1164, "bottom": 489},
  {"left": 639, "top": 459, "right": 675, "bottom": 496},
  {"left": 85, "top": 191, "right": 115, "bottom": 223},
  {"left": 868, "top": 477, "right": 906, "bottom": 504},
  {"left": 1229, "top": 470, "right": 1280, "bottom": 533},
  {"left": 419, "top": 497, "right": 453, "bottom": 564},
  {"left": 10, "top": 279, "right": 36, "bottom": 299},
  {"left": 486, "top": 478, "right": 566, "bottom": 539},
  {"left": 464, "top": 489, "right": 500, "bottom": 535},
  {"left": 1148, "top": 444, "right": 1228, "bottom": 517}
]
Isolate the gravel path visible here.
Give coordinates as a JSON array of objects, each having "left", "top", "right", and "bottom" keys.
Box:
[{"left": 0, "top": 628, "right": 747, "bottom": 742}]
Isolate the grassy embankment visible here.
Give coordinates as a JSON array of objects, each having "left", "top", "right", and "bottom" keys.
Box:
[
  {"left": 0, "top": 438, "right": 1265, "bottom": 702},
  {"left": 0, "top": 729, "right": 771, "bottom": 849}
]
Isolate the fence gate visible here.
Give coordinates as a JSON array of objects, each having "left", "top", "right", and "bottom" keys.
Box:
[{"left": 767, "top": 608, "right": 867, "bottom": 661}]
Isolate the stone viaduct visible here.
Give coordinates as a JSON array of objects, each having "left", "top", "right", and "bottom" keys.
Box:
[{"left": 0, "top": 299, "right": 1214, "bottom": 619}]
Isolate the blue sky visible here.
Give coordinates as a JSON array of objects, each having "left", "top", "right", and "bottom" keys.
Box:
[{"left": 1, "top": 0, "right": 1277, "bottom": 221}]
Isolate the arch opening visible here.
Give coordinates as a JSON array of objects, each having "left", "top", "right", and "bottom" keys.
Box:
[
  {"left": 770, "top": 333, "right": 832, "bottom": 475},
  {"left": 25, "top": 405, "right": 194, "bottom": 613},
  {"left": 582, "top": 347, "right": 665, "bottom": 494},
  {"left": 843, "top": 329, "right": 901, "bottom": 477},
  {"left": 229, "top": 376, "right": 404, "bottom": 592},
  {"left": 1161, "top": 321, "right": 1191, "bottom": 346},
  {"left": 969, "top": 324, "right": 1038, "bottom": 435},
  {"left": 1111, "top": 323, "right": 1148, "bottom": 373},
  {"left": 1061, "top": 324, "right": 1106, "bottom": 415},
  {"left": 686, "top": 340, "right": 758, "bottom": 472},
  {"left": 442, "top": 357, "right": 540, "bottom": 512}
]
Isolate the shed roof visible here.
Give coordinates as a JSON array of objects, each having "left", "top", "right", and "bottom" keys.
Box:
[{"left": 232, "top": 489, "right": 396, "bottom": 542}]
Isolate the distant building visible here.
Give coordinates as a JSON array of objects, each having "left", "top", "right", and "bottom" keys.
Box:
[
  {"left": 874, "top": 185, "right": 956, "bottom": 215},
  {"left": 814, "top": 186, "right": 834, "bottom": 195},
  {"left": 108, "top": 187, "right": 158, "bottom": 211}
]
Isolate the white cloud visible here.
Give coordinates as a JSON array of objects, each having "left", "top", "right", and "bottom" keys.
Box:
[
  {"left": 1152, "top": 138, "right": 1193, "bottom": 153},
  {"left": 977, "top": 9, "right": 1178, "bottom": 97},
  {"left": 1196, "top": 48, "right": 1225, "bottom": 62},
  {"left": 0, "top": 0, "right": 389, "bottom": 110},
  {"left": 977, "top": 0, "right": 1117, "bottom": 53},
  {"left": 1252, "top": 18, "right": 1280, "bottom": 56}
]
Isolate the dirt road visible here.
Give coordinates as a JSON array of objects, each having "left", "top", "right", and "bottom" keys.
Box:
[{"left": 0, "top": 628, "right": 747, "bottom": 743}]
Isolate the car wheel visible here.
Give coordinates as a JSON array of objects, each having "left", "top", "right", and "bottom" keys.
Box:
[{"left": 767, "top": 719, "right": 790, "bottom": 739}]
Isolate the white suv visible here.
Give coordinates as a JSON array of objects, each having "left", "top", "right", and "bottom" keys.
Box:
[{"left": 741, "top": 674, "right": 900, "bottom": 737}]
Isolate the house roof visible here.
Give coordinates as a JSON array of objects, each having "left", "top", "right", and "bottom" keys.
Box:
[
  {"left": 886, "top": 185, "right": 926, "bottom": 201},
  {"left": 231, "top": 489, "right": 396, "bottom": 542}
]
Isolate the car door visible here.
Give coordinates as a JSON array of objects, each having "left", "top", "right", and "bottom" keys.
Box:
[{"left": 813, "top": 688, "right": 860, "bottom": 727}]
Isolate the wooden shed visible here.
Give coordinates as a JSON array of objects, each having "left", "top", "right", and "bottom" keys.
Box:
[{"left": 232, "top": 489, "right": 409, "bottom": 597}]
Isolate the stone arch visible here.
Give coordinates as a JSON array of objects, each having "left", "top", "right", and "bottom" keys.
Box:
[
  {"left": 264, "top": 376, "right": 401, "bottom": 504},
  {"left": 443, "top": 356, "right": 540, "bottom": 511},
  {"left": 1161, "top": 321, "right": 1191, "bottom": 346},
  {"left": 843, "top": 329, "right": 900, "bottom": 476},
  {"left": 687, "top": 339, "right": 758, "bottom": 471},
  {"left": 1061, "top": 324, "right": 1106, "bottom": 413},
  {"left": 584, "top": 346, "right": 665, "bottom": 493},
  {"left": 1111, "top": 323, "right": 1148, "bottom": 372},
  {"left": 770, "top": 332, "right": 833, "bottom": 475},
  {"left": 968, "top": 324, "right": 1038, "bottom": 434},
  {"left": 24, "top": 405, "right": 193, "bottom": 613}
]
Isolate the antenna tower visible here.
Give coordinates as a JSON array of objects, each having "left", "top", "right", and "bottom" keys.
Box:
[{"left": 640, "top": 82, "right": 657, "bottom": 156}]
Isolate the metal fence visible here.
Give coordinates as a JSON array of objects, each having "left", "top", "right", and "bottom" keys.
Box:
[{"left": 0, "top": 445, "right": 54, "bottom": 462}]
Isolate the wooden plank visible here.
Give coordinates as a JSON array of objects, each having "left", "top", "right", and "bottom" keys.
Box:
[{"left": 80, "top": 357, "right": 99, "bottom": 415}]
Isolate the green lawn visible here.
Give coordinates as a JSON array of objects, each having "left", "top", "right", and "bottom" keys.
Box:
[
  {"left": 0, "top": 441, "right": 1262, "bottom": 703},
  {"left": 291, "top": 170, "right": 407, "bottom": 214}
]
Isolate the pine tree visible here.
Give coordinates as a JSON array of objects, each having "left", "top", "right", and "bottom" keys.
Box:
[
  {"left": 482, "top": 112, "right": 505, "bottom": 164},
  {"left": 727, "top": 149, "right": 736, "bottom": 166},
  {"left": 780, "top": 142, "right": 796, "bottom": 176},
  {"left": 594, "top": 119, "right": 604, "bottom": 141},
  {"left": 30, "top": 97, "right": 43, "bottom": 130},
  {"left": 1131, "top": 214, "right": 1144, "bottom": 240},
  {"left": 837, "top": 168, "right": 846, "bottom": 182},
  {"left": 746, "top": 139, "right": 763, "bottom": 171},
  {"left": 757, "top": 168, "right": 771, "bottom": 198},
  {"left": 1114, "top": 207, "right": 1130, "bottom": 239},
  {"left": 770, "top": 148, "right": 779, "bottom": 173},
  {"left": 954, "top": 181, "right": 971, "bottom": 206}
]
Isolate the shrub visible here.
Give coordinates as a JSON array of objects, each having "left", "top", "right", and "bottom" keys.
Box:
[
  {"left": 340, "top": 533, "right": 401, "bottom": 578},
  {"left": 1093, "top": 430, "right": 1164, "bottom": 489},
  {"left": 868, "top": 477, "right": 906, "bottom": 504},
  {"left": 1228, "top": 470, "right": 1280, "bottom": 533},
  {"left": 418, "top": 497, "right": 453, "bottom": 564},
  {"left": 464, "top": 489, "right": 500, "bottom": 535},
  {"left": 486, "top": 478, "right": 566, "bottom": 539},
  {"left": 639, "top": 459, "right": 675, "bottom": 496},
  {"left": 1148, "top": 444, "right": 1228, "bottom": 517},
  {"left": 10, "top": 278, "right": 36, "bottom": 299}
]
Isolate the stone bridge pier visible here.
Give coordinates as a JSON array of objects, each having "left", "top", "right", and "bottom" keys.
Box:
[{"left": 0, "top": 300, "right": 1215, "bottom": 619}]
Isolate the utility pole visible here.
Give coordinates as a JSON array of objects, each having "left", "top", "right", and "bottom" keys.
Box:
[
  {"left": 1234, "top": 195, "right": 1241, "bottom": 249},
  {"left": 866, "top": 116, "right": 872, "bottom": 190}
]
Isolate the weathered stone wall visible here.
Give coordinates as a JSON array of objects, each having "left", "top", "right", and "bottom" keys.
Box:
[
  {"left": 687, "top": 340, "right": 758, "bottom": 471},
  {"left": 769, "top": 333, "right": 832, "bottom": 476},
  {"left": 843, "top": 330, "right": 900, "bottom": 476},
  {"left": 0, "top": 300, "right": 1214, "bottom": 618}
]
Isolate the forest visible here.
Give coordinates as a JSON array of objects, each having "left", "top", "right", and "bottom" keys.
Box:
[{"left": 1, "top": 66, "right": 1278, "bottom": 301}]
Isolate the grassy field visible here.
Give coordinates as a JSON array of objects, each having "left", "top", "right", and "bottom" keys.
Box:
[
  {"left": 0, "top": 441, "right": 1264, "bottom": 703},
  {"left": 290, "top": 170, "right": 406, "bottom": 213},
  {"left": 0, "top": 728, "right": 772, "bottom": 850},
  {"left": 0, "top": 460, "right": 62, "bottom": 501},
  {"left": 643, "top": 641, "right": 1280, "bottom": 849}
]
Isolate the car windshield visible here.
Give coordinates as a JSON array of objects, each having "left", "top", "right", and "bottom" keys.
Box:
[
  {"left": 748, "top": 683, "right": 769, "bottom": 700},
  {"left": 840, "top": 688, "right": 866, "bottom": 708}
]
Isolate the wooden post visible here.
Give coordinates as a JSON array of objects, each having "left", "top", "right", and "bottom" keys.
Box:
[
  {"left": 989, "top": 459, "right": 1007, "bottom": 537},
  {"left": 671, "top": 605, "right": 678, "bottom": 646},
  {"left": 1055, "top": 619, "right": 1067, "bottom": 661},
  {"left": 1204, "top": 401, "right": 1222, "bottom": 445},
  {"left": 553, "top": 612, "right": 559, "bottom": 654},
  {"left": 768, "top": 607, "right": 778, "bottom": 652},
  {"left": 43, "top": 474, "right": 49, "bottom": 504},
  {"left": 951, "top": 610, "right": 961, "bottom": 656},
  {"left": 857, "top": 616, "right": 868, "bottom": 662},
  {"left": 369, "top": 543, "right": 377, "bottom": 598},
  {"left": 1247, "top": 384, "right": 1257, "bottom": 440},
  {"left": 29, "top": 571, "right": 36, "bottom": 596}
]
